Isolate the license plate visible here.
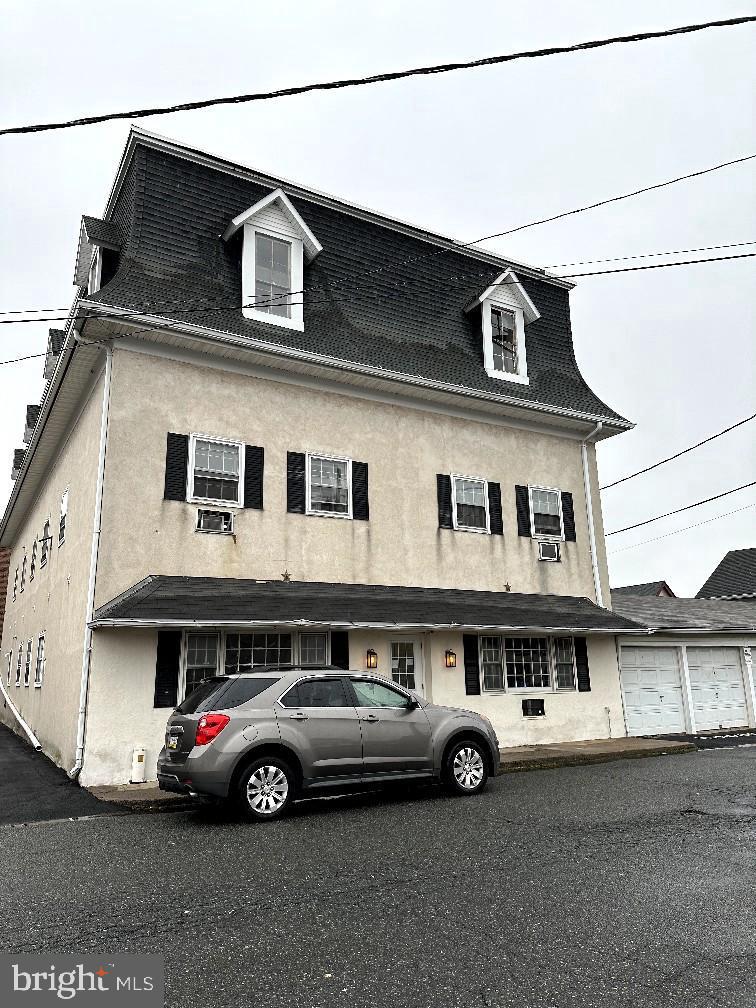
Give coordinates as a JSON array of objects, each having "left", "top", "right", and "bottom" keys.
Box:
[{"left": 167, "top": 735, "right": 179, "bottom": 750}]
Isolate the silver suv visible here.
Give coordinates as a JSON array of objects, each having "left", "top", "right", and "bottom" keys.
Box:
[{"left": 157, "top": 667, "right": 499, "bottom": 820}]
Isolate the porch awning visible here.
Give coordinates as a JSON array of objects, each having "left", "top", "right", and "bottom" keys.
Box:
[{"left": 91, "top": 576, "right": 646, "bottom": 635}]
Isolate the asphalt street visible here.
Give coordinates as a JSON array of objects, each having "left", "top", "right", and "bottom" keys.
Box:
[{"left": 1, "top": 743, "right": 754, "bottom": 1008}]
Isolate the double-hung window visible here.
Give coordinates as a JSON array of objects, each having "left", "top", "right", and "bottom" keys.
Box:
[
  {"left": 13, "top": 567, "right": 18, "bottom": 601},
  {"left": 184, "top": 633, "right": 219, "bottom": 698},
  {"left": 30, "top": 540, "right": 37, "bottom": 581},
  {"left": 254, "top": 233, "right": 292, "bottom": 318},
  {"left": 299, "top": 633, "right": 328, "bottom": 666},
  {"left": 490, "top": 307, "right": 518, "bottom": 375},
  {"left": 34, "top": 636, "right": 45, "bottom": 687},
  {"left": 451, "top": 475, "right": 489, "bottom": 533},
  {"left": 19, "top": 556, "right": 27, "bottom": 593},
  {"left": 6, "top": 651, "right": 12, "bottom": 684},
  {"left": 40, "top": 520, "right": 50, "bottom": 566},
  {"left": 529, "top": 487, "right": 563, "bottom": 539},
  {"left": 307, "top": 454, "right": 352, "bottom": 518},
  {"left": 189, "top": 436, "right": 243, "bottom": 507},
  {"left": 480, "top": 636, "right": 576, "bottom": 692},
  {"left": 24, "top": 640, "right": 32, "bottom": 686},
  {"left": 59, "top": 490, "right": 68, "bottom": 545},
  {"left": 15, "top": 645, "right": 22, "bottom": 685}
]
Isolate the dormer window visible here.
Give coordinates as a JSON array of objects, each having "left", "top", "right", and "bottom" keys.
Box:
[
  {"left": 223, "top": 188, "right": 322, "bottom": 333},
  {"left": 466, "top": 269, "right": 540, "bottom": 386}
]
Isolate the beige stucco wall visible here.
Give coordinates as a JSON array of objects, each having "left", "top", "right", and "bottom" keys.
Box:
[
  {"left": 95, "top": 346, "right": 610, "bottom": 608},
  {"left": 82, "top": 625, "right": 626, "bottom": 785},
  {"left": 0, "top": 370, "right": 105, "bottom": 771}
]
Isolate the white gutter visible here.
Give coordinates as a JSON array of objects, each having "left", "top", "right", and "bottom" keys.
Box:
[
  {"left": 0, "top": 679, "right": 42, "bottom": 750},
  {"left": 581, "top": 421, "right": 604, "bottom": 607},
  {"left": 69, "top": 340, "right": 113, "bottom": 779}
]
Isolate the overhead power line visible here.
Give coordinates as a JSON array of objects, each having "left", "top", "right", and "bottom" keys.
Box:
[
  {"left": 601, "top": 413, "right": 756, "bottom": 489},
  {"left": 547, "top": 240, "right": 756, "bottom": 269},
  {"left": 605, "top": 481, "right": 756, "bottom": 536},
  {"left": 1, "top": 250, "right": 755, "bottom": 329},
  {"left": 2, "top": 16, "right": 755, "bottom": 137},
  {"left": 0, "top": 352, "right": 46, "bottom": 366},
  {"left": 606, "top": 502, "right": 756, "bottom": 555}
]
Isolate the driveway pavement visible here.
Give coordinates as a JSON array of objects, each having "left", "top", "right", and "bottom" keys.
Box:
[
  {"left": 0, "top": 723, "right": 115, "bottom": 825},
  {"left": 0, "top": 743, "right": 753, "bottom": 1008}
]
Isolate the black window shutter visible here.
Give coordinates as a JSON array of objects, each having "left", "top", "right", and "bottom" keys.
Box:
[
  {"left": 437, "top": 474, "right": 453, "bottom": 529},
  {"left": 463, "top": 634, "right": 481, "bottom": 695},
  {"left": 515, "top": 485, "right": 531, "bottom": 536},
  {"left": 244, "top": 445, "right": 264, "bottom": 510},
  {"left": 488, "top": 482, "right": 503, "bottom": 535},
  {"left": 164, "top": 433, "right": 189, "bottom": 501},
  {"left": 287, "top": 452, "right": 306, "bottom": 513},
  {"left": 352, "top": 461, "right": 369, "bottom": 521},
  {"left": 561, "top": 491, "right": 576, "bottom": 541},
  {"left": 574, "top": 637, "right": 591, "bottom": 692},
  {"left": 330, "top": 631, "right": 350, "bottom": 670},
  {"left": 153, "top": 630, "right": 182, "bottom": 708}
]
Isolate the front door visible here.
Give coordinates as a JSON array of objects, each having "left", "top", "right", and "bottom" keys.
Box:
[
  {"left": 349, "top": 676, "right": 433, "bottom": 776},
  {"left": 390, "top": 638, "right": 425, "bottom": 696},
  {"left": 276, "top": 676, "right": 363, "bottom": 782}
]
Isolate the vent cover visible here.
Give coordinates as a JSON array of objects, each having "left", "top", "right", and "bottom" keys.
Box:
[{"left": 522, "top": 697, "right": 545, "bottom": 717}]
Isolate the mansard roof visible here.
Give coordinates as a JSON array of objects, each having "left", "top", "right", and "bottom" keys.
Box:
[{"left": 81, "top": 128, "right": 630, "bottom": 429}]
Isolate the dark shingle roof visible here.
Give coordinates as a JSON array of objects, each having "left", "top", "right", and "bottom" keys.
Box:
[
  {"left": 81, "top": 215, "right": 120, "bottom": 248},
  {"left": 611, "top": 595, "right": 756, "bottom": 632},
  {"left": 85, "top": 137, "right": 629, "bottom": 427},
  {"left": 93, "top": 576, "right": 643, "bottom": 633},
  {"left": 612, "top": 581, "right": 675, "bottom": 597},
  {"left": 24, "top": 405, "right": 40, "bottom": 428},
  {"left": 696, "top": 548, "right": 756, "bottom": 599},
  {"left": 48, "top": 329, "right": 66, "bottom": 354},
  {"left": 12, "top": 449, "right": 25, "bottom": 469}
]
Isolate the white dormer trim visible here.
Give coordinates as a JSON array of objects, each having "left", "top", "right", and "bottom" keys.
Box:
[
  {"left": 222, "top": 188, "right": 322, "bottom": 262},
  {"left": 466, "top": 269, "right": 539, "bottom": 386}
]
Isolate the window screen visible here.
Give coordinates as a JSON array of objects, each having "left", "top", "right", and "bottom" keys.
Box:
[
  {"left": 192, "top": 440, "right": 240, "bottom": 504},
  {"left": 309, "top": 456, "right": 350, "bottom": 515},
  {"left": 255, "top": 233, "right": 291, "bottom": 318}
]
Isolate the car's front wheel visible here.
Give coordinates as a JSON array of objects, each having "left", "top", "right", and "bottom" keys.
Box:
[
  {"left": 443, "top": 740, "right": 489, "bottom": 796},
  {"left": 238, "top": 758, "right": 295, "bottom": 821}
]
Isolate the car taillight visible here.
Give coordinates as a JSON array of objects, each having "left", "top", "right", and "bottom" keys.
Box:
[{"left": 195, "top": 713, "right": 230, "bottom": 746}]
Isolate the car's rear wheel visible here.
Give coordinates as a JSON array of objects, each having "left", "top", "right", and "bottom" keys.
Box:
[
  {"left": 443, "top": 740, "right": 489, "bottom": 795},
  {"left": 238, "top": 758, "right": 295, "bottom": 821}
]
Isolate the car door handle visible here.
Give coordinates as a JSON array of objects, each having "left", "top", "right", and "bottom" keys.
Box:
[
  {"left": 361, "top": 714, "right": 380, "bottom": 722},
  {"left": 289, "top": 712, "right": 309, "bottom": 721}
]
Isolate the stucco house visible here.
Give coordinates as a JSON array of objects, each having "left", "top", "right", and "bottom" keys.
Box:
[{"left": 0, "top": 128, "right": 643, "bottom": 787}]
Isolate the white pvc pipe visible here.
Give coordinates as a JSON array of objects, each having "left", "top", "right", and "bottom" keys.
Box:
[
  {"left": 581, "top": 422, "right": 604, "bottom": 608},
  {"left": 0, "top": 679, "right": 42, "bottom": 750},
  {"left": 69, "top": 342, "right": 113, "bottom": 778}
]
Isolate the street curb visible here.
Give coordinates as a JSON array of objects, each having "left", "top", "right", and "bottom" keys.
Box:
[{"left": 495, "top": 742, "right": 696, "bottom": 775}]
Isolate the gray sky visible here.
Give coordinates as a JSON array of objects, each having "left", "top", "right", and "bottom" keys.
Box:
[{"left": 1, "top": 0, "right": 754, "bottom": 596}]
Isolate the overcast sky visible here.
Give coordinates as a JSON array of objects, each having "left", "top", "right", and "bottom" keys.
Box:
[{"left": 1, "top": 0, "right": 754, "bottom": 597}]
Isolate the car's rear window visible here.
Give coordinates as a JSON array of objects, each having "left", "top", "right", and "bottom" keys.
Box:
[
  {"left": 176, "top": 677, "right": 230, "bottom": 714},
  {"left": 217, "top": 678, "right": 280, "bottom": 709}
]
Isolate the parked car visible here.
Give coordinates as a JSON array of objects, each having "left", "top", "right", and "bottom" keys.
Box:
[{"left": 157, "top": 667, "right": 499, "bottom": 820}]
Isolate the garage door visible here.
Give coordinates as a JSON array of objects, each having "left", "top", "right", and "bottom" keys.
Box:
[
  {"left": 686, "top": 647, "right": 748, "bottom": 731},
  {"left": 621, "top": 646, "right": 687, "bottom": 735}
]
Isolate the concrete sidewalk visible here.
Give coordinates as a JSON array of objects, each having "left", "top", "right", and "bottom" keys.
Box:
[{"left": 88, "top": 735, "right": 695, "bottom": 809}]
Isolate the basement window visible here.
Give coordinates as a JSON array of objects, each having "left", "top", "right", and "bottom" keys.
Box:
[{"left": 196, "top": 509, "right": 234, "bottom": 534}]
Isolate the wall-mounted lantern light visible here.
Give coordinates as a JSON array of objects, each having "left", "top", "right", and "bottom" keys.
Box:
[
  {"left": 366, "top": 648, "right": 378, "bottom": 669},
  {"left": 445, "top": 649, "right": 457, "bottom": 668}
]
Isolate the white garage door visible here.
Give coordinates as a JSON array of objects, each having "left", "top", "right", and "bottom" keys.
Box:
[
  {"left": 621, "top": 646, "right": 687, "bottom": 735},
  {"left": 686, "top": 647, "right": 748, "bottom": 731}
]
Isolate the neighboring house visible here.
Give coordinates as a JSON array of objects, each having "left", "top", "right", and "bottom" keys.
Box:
[
  {"left": 612, "top": 594, "right": 756, "bottom": 736},
  {"left": 0, "top": 127, "right": 642, "bottom": 786},
  {"left": 612, "top": 581, "right": 676, "bottom": 598},
  {"left": 696, "top": 548, "right": 756, "bottom": 600}
]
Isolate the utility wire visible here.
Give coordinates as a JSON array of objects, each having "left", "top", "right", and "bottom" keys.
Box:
[
  {"left": 2, "top": 16, "right": 755, "bottom": 137},
  {"left": 0, "top": 352, "right": 46, "bottom": 366},
  {"left": 547, "top": 240, "right": 756, "bottom": 269},
  {"left": 605, "top": 481, "right": 756, "bottom": 536},
  {"left": 601, "top": 413, "right": 756, "bottom": 489},
  {"left": 607, "top": 502, "right": 756, "bottom": 555},
  {"left": 1, "top": 250, "right": 755, "bottom": 329}
]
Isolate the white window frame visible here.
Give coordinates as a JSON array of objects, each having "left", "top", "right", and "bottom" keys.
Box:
[
  {"left": 20, "top": 556, "right": 27, "bottom": 593},
  {"left": 34, "top": 635, "right": 45, "bottom": 688},
  {"left": 187, "top": 434, "right": 245, "bottom": 510},
  {"left": 6, "top": 650, "right": 12, "bottom": 684},
  {"left": 450, "top": 474, "right": 490, "bottom": 534},
  {"left": 298, "top": 632, "right": 331, "bottom": 667},
  {"left": 88, "top": 247, "right": 102, "bottom": 295},
  {"left": 30, "top": 539, "right": 37, "bottom": 580},
  {"left": 40, "top": 520, "right": 50, "bottom": 566},
  {"left": 15, "top": 645, "right": 22, "bottom": 686},
  {"left": 24, "top": 639, "right": 32, "bottom": 687},
  {"left": 59, "top": 489, "right": 68, "bottom": 546},
  {"left": 306, "top": 452, "right": 353, "bottom": 520},
  {"left": 478, "top": 634, "right": 577, "bottom": 694},
  {"left": 528, "top": 485, "right": 565, "bottom": 541},
  {"left": 482, "top": 299, "right": 529, "bottom": 385},
  {"left": 242, "top": 225, "right": 304, "bottom": 332},
  {"left": 12, "top": 567, "right": 18, "bottom": 601}
]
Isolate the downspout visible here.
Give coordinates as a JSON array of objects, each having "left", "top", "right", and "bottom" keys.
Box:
[
  {"left": 69, "top": 340, "right": 113, "bottom": 779},
  {"left": 581, "top": 421, "right": 604, "bottom": 608},
  {"left": 0, "top": 678, "right": 42, "bottom": 750}
]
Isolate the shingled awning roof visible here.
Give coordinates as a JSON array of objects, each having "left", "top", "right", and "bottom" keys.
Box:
[
  {"left": 612, "top": 595, "right": 756, "bottom": 632},
  {"left": 92, "top": 576, "right": 645, "bottom": 634}
]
